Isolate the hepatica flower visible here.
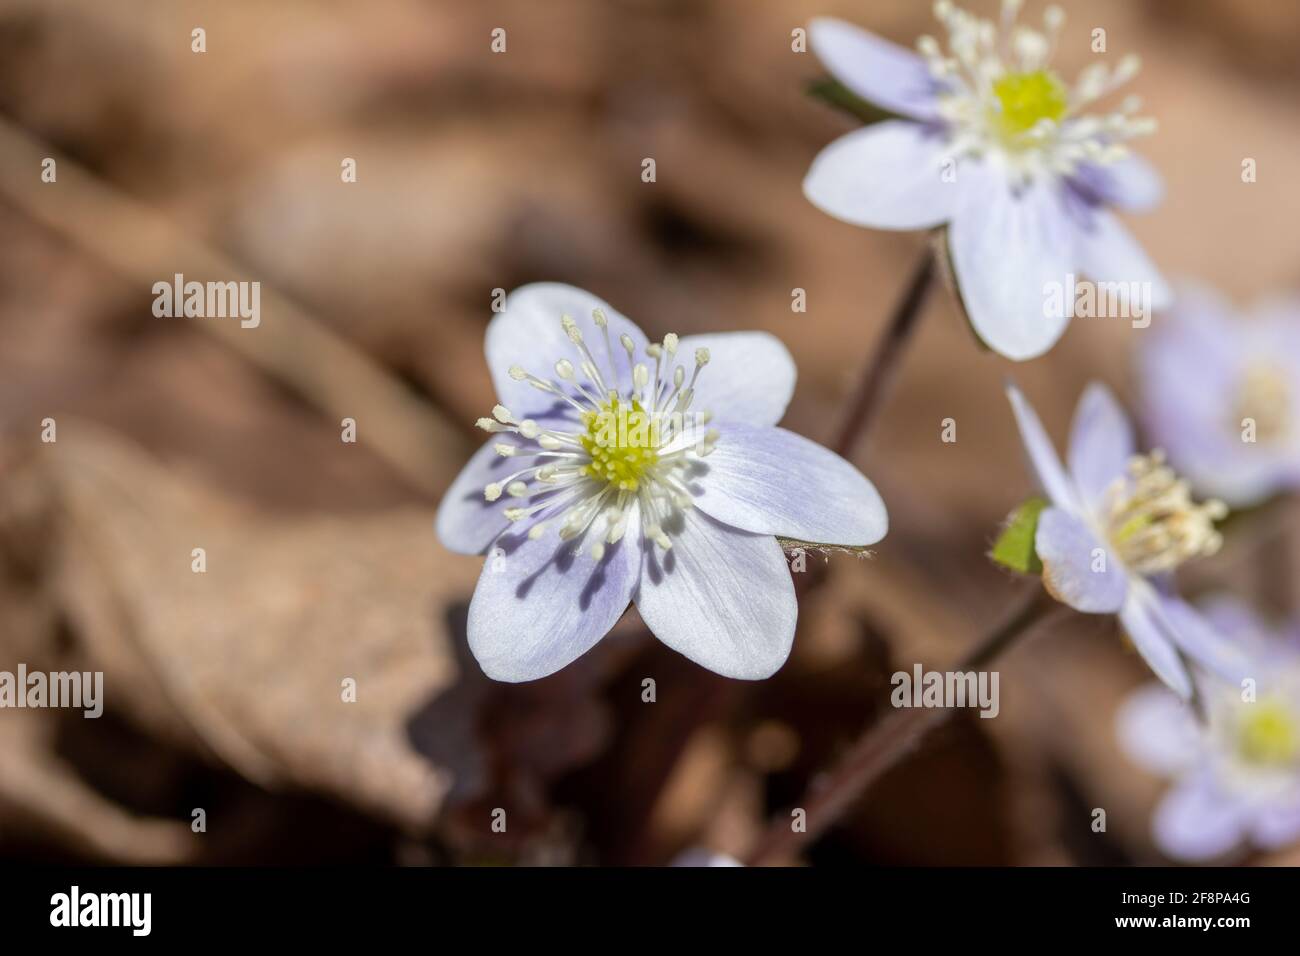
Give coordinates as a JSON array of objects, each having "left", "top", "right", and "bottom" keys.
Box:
[
  {"left": 804, "top": 1, "right": 1169, "bottom": 360},
  {"left": 436, "top": 284, "right": 887, "bottom": 682},
  {"left": 1140, "top": 282, "right": 1300, "bottom": 508},
  {"left": 1003, "top": 382, "right": 1244, "bottom": 699},
  {"left": 1118, "top": 602, "right": 1300, "bottom": 861}
]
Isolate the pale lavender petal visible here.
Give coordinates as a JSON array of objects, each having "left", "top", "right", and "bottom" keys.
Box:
[
  {"left": 1067, "top": 382, "right": 1136, "bottom": 511},
  {"left": 466, "top": 510, "right": 641, "bottom": 682},
  {"left": 1198, "top": 594, "right": 1283, "bottom": 658},
  {"left": 808, "top": 17, "right": 942, "bottom": 122},
  {"left": 1034, "top": 507, "right": 1128, "bottom": 613},
  {"left": 949, "top": 171, "right": 1077, "bottom": 360},
  {"left": 692, "top": 422, "right": 887, "bottom": 546},
  {"left": 635, "top": 510, "right": 796, "bottom": 680},
  {"left": 803, "top": 121, "right": 960, "bottom": 230},
  {"left": 1120, "top": 592, "right": 1194, "bottom": 700},
  {"left": 673, "top": 332, "right": 795, "bottom": 427},
  {"left": 1072, "top": 154, "right": 1163, "bottom": 212},
  {"left": 1152, "top": 773, "right": 1247, "bottom": 861},
  {"left": 1136, "top": 283, "right": 1280, "bottom": 506},
  {"left": 1115, "top": 682, "right": 1201, "bottom": 777},
  {"left": 485, "top": 283, "right": 649, "bottom": 414},
  {"left": 1075, "top": 209, "right": 1172, "bottom": 315},
  {"left": 1005, "top": 383, "right": 1082, "bottom": 512},
  {"left": 436, "top": 432, "right": 537, "bottom": 555},
  {"left": 1149, "top": 593, "right": 1252, "bottom": 684},
  {"left": 1248, "top": 794, "right": 1300, "bottom": 850}
]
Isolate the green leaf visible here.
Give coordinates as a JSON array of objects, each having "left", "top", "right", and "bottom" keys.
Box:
[
  {"left": 990, "top": 497, "right": 1048, "bottom": 575},
  {"left": 806, "top": 77, "right": 892, "bottom": 126}
]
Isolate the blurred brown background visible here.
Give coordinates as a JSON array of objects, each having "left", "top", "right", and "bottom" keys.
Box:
[{"left": 0, "top": 0, "right": 1297, "bottom": 866}]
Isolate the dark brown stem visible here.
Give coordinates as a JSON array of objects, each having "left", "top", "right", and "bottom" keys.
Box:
[
  {"left": 830, "top": 243, "right": 937, "bottom": 459},
  {"left": 744, "top": 586, "right": 1056, "bottom": 866}
]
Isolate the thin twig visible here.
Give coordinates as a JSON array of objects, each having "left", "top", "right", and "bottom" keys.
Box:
[
  {"left": 633, "top": 243, "right": 941, "bottom": 859},
  {"left": 745, "top": 586, "right": 1057, "bottom": 866},
  {"left": 830, "top": 243, "right": 937, "bottom": 459}
]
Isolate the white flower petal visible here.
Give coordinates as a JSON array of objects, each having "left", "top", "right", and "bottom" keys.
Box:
[
  {"left": 485, "top": 283, "right": 649, "bottom": 414},
  {"left": 1248, "top": 795, "right": 1300, "bottom": 850},
  {"left": 808, "top": 17, "right": 943, "bottom": 121},
  {"left": 1115, "top": 682, "right": 1201, "bottom": 778},
  {"left": 1005, "top": 383, "right": 1082, "bottom": 513},
  {"left": 1034, "top": 506, "right": 1128, "bottom": 613},
  {"left": 635, "top": 510, "right": 796, "bottom": 680},
  {"left": 1076, "top": 210, "right": 1172, "bottom": 315},
  {"left": 1073, "top": 154, "right": 1164, "bottom": 212},
  {"left": 435, "top": 436, "right": 517, "bottom": 555},
  {"left": 1148, "top": 593, "right": 1252, "bottom": 685},
  {"left": 466, "top": 510, "right": 641, "bottom": 682},
  {"left": 1120, "top": 592, "right": 1194, "bottom": 700},
  {"left": 1153, "top": 773, "right": 1246, "bottom": 862},
  {"left": 692, "top": 422, "right": 887, "bottom": 546},
  {"left": 673, "top": 331, "right": 795, "bottom": 427},
  {"left": 436, "top": 413, "right": 579, "bottom": 556},
  {"left": 803, "top": 121, "right": 960, "bottom": 230},
  {"left": 949, "top": 172, "right": 1078, "bottom": 360},
  {"left": 1067, "top": 382, "right": 1136, "bottom": 511}
]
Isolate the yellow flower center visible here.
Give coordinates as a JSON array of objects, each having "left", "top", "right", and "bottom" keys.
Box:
[
  {"left": 1237, "top": 700, "right": 1300, "bottom": 766},
  {"left": 580, "top": 398, "right": 660, "bottom": 492},
  {"left": 991, "top": 69, "right": 1069, "bottom": 140},
  {"left": 1233, "top": 363, "right": 1292, "bottom": 444},
  {"left": 1104, "top": 452, "right": 1227, "bottom": 575}
]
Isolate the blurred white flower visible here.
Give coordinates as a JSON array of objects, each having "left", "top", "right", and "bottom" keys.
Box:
[
  {"left": 1139, "top": 282, "right": 1300, "bottom": 507},
  {"left": 1118, "top": 599, "right": 1300, "bottom": 861}
]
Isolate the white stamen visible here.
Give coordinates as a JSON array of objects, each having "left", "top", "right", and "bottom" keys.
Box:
[{"left": 481, "top": 320, "right": 722, "bottom": 559}]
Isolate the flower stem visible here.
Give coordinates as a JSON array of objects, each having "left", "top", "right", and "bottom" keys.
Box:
[
  {"left": 830, "top": 243, "right": 937, "bottom": 459},
  {"left": 744, "top": 586, "right": 1056, "bottom": 866}
]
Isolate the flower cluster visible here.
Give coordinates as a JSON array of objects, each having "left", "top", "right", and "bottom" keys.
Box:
[{"left": 432, "top": 0, "right": 1300, "bottom": 866}]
